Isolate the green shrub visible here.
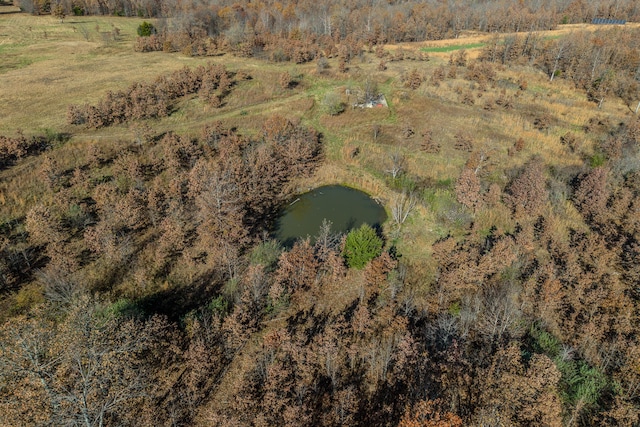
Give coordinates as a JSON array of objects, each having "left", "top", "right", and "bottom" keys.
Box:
[
  {"left": 322, "top": 92, "right": 346, "bottom": 116},
  {"left": 530, "top": 325, "right": 561, "bottom": 357},
  {"left": 557, "top": 359, "right": 608, "bottom": 408},
  {"left": 208, "top": 296, "right": 229, "bottom": 317},
  {"left": 589, "top": 151, "right": 606, "bottom": 168},
  {"left": 249, "top": 239, "right": 282, "bottom": 271},
  {"left": 102, "top": 298, "right": 143, "bottom": 319},
  {"left": 137, "top": 21, "right": 155, "bottom": 37},
  {"left": 343, "top": 224, "right": 383, "bottom": 269}
]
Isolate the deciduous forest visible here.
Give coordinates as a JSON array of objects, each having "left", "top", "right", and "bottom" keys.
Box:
[{"left": 1, "top": 0, "right": 640, "bottom": 426}]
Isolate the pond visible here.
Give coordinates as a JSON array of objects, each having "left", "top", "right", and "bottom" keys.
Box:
[{"left": 274, "top": 185, "right": 387, "bottom": 247}]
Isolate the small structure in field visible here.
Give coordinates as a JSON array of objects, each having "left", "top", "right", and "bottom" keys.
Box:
[
  {"left": 352, "top": 92, "right": 388, "bottom": 109},
  {"left": 591, "top": 18, "right": 626, "bottom": 25}
]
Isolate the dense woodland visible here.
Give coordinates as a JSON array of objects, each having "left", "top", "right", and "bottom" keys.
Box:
[
  {"left": 2, "top": 0, "right": 640, "bottom": 426},
  {"left": 17, "top": 0, "right": 640, "bottom": 51}
]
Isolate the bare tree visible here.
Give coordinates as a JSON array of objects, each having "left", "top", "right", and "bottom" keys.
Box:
[
  {"left": 363, "top": 77, "right": 378, "bottom": 103},
  {"left": 0, "top": 298, "right": 168, "bottom": 427},
  {"left": 547, "top": 36, "right": 572, "bottom": 83},
  {"left": 385, "top": 150, "right": 406, "bottom": 179},
  {"left": 314, "top": 219, "right": 342, "bottom": 259},
  {"left": 372, "top": 124, "right": 382, "bottom": 140},
  {"left": 391, "top": 191, "right": 418, "bottom": 226}
]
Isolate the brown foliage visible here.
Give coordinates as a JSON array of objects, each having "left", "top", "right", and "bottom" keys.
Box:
[
  {"left": 0, "top": 298, "right": 179, "bottom": 427},
  {"left": 465, "top": 61, "right": 495, "bottom": 85},
  {"left": 477, "top": 343, "right": 562, "bottom": 427},
  {"left": 573, "top": 166, "right": 610, "bottom": 224},
  {"left": 134, "top": 34, "right": 165, "bottom": 52},
  {"left": 432, "top": 233, "right": 518, "bottom": 310},
  {"left": 405, "top": 69, "right": 424, "bottom": 90},
  {"left": 484, "top": 183, "right": 502, "bottom": 207},
  {"left": 274, "top": 239, "right": 318, "bottom": 294},
  {"left": 420, "top": 130, "right": 440, "bottom": 154},
  {"left": 430, "top": 66, "right": 446, "bottom": 86},
  {"left": 37, "top": 155, "right": 61, "bottom": 191},
  {"left": 0, "top": 132, "right": 50, "bottom": 171},
  {"left": 459, "top": 90, "right": 475, "bottom": 105},
  {"left": 402, "top": 123, "right": 415, "bottom": 139},
  {"left": 455, "top": 167, "right": 481, "bottom": 211},
  {"left": 364, "top": 252, "right": 397, "bottom": 290},
  {"left": 68, "top": 63, "right": 239, "bottom": 128},
  {"left": 504, "top": 157, "right": 548, "bottom": 218},
  {"left": 533, "top": 112, "right": 553, "bottom": 132},
  {"left": 279, "top": 71, "right": 293, "bottom": 89},
  {"left": 25, "top": 204, "right": 63, "bottom": 247},
  {"left": 453, "top": 131, "right": 473, "bottom": 152},
  {"left": 399, "top": 399, "right": 462, "bottom": 427},
  {"left": 449, "top": 49, "right": 468, "bottom": 67}
]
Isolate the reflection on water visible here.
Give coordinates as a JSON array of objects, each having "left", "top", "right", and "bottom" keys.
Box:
[{"left": 274, "top": 185, "right": 387, "bottom": 247}]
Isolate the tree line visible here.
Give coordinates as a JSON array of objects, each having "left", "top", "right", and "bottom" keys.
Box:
[
  {"left": 21, "top": 0, "right": 640, "bottom": 50},
  {"left": 67, "top": 63, "right": 243, "bottom": 128},
  {"left": 478, "top": 27, "right": 640, "bottom": 110}
]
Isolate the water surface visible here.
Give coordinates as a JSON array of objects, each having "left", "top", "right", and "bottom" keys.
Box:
[{"left": 274, "top": 185, "right": 387, "bottom": 247}]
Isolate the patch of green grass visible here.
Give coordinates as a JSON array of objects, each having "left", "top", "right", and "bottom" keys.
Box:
[
  {"left": 0, "top": 55, "right": 34, "bottom": 73},
  {"left": 528, "top": 84, "right": 548, "bottom": 94},
  {"left": 421, "top": 43, "right": 485, "bottom": 53},
  {"left": 0, "top": 44, "right": 16, "bottom": 54}
]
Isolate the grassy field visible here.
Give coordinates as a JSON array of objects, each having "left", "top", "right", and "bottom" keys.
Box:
[
  {"left": 0, "top": 12, "right": 636, "bottom": 265},
  {"left": 0, "top": 14, "right": 196, "bottom": 133},
  {"left": 420, "top": 42, "right": 486, "bottom": 53}
]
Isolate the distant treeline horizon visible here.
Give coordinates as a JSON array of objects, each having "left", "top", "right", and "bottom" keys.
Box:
[{"left": 19, "top": 0, "right": 640, "bottom": 44}]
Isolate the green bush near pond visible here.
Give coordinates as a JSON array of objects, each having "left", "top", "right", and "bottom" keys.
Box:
[{"left": 342, "top": 224, "right": 383, "bottom": 269}]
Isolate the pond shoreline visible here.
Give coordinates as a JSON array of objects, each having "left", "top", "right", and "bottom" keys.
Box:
[{"left": 273, "top": 184, "right": 388, "bottom": 248}]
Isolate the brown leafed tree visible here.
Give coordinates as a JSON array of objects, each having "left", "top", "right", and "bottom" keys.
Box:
[
  {"left": 398, "top": 399, "right": 463, "bottom": 427},
  {"left": 573, "top": 166, "right": 610, "bottom": 225},
  {"left": 51, "top": 2, "right": 65, "bottom": 23},
  {"left": 0, "top": 298, "right": 176, "bottom": 427},
  {"left": 504, "top": 157, "right": 548, "bottom": 218},
  {"left": 405, "top": 69, "right": 424, "bottom": 90},
  {"left": 274, "top": 239, "right": 319, "bottom": 294},
  {"left": 25, "top": 204, "right": 63, "bottom": 247},
  {"left": 453, "top": 131, "right": 473, "bottom": 152},
  {"left": 455, "top": 167, "right": 482, "bottom": 211},
  {"left": 476, "top": 343, "right": 562, "bottom": 427},
  {"left": 364, "top": 252, "right": 397, "bottom": 293},
  {"left": 38, "top": 155, "right": 61, "bottom": 191},
  {"left": 420, "top": 130, "right": 440, "bottom": 154},
  {"left": 279, "top": 71, "right": 293, "bottom": 89}
]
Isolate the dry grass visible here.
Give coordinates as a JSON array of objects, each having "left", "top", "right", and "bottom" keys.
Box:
[
  {"left": 0, "top": 14, "right": 212, "bottom": 133},
  {"left": 391, "top": 22, "right": 640, "bottom": 60},
  {"left": 1, "top": 12, "right": 636, "bottom": 279},
  {"left": 0, "top": 5, "right": 20, "bottom": 13}
]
